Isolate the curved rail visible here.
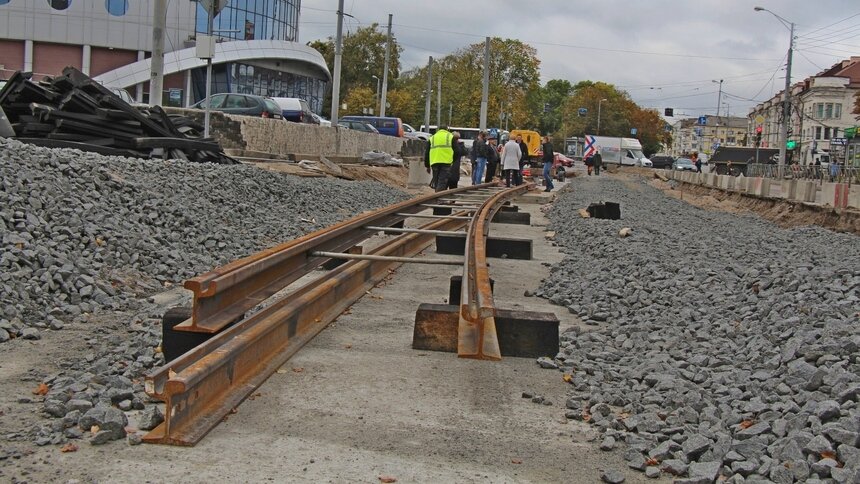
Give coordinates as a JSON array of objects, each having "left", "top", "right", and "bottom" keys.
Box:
[
  {"left": 142, "top": 184, "right": 505, "bottom": 445},
  {"left": 458, "top": 183, "right": 532, "bottom": 360}
]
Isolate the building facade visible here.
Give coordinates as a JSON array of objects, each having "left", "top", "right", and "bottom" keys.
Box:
[
  {"left": 747, "top": 57, "right": 860, "bottom": 165},
  {"left": 0, "top": 0, "right": 329, "bottom": 111},
  {"left": 670, "top": 115, "right": 748, "bottom": 157}
]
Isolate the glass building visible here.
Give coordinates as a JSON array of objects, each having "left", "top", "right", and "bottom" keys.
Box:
[{"left": 188, "top": 0, "right": 326, "bottom": 112}]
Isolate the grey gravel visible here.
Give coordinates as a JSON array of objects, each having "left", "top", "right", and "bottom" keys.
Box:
[
  {"left": 600, "top": 469, "right": 625, "bottom": 483},
  {"left": 2, "top": 137, "right": 409, "bottom": 446},
  {"left": 537, "top": 177, "right": 860, "bottom": 482}
]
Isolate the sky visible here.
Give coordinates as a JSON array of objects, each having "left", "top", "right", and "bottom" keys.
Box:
[{"left": 297, "top": 0, "right": 860, "bottom": 121}]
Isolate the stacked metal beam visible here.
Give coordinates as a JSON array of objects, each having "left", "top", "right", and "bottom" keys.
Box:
[{"left": 0, "top": 67, "right": 236, "bottom": 164}]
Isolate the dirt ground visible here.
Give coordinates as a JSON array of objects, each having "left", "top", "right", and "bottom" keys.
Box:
[{"left": 0, "top": 183, "right": 666, "bottom": 483}]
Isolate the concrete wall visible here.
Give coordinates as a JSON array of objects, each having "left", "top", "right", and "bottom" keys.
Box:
[{"left": 165, "top": 108, "right": 426, "bottom": 159}]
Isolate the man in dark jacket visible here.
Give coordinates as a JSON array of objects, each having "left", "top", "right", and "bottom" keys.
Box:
[
  {"left": 541, "top": 135, "right": 555, "bottom": 192},
  {"left": 470, "top": 132, "right": 488, "bottom": 185},
  {"left": 484, "top": 135, "right": 500, "bottom": 183},
  {"left": 593, "top": 149, "right": 603, "bottom": 176},
  {"left": 447, "top": 131, "right": 468, "bottom": 189},
  {"left": 515, "top": 134, "right": 529, "bottom": 186}
]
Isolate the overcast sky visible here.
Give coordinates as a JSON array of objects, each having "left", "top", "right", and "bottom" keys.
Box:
[{"left": 298, "top": 0, "right": 860, "bottom": 120}]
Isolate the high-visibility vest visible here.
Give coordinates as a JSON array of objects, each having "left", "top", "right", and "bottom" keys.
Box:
[{"left": 429, "top": 130, "right": 454, "bottom": 166}]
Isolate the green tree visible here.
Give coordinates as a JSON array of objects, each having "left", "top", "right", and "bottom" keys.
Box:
[
  {"left": 538, "top": 79, "right": 574, "bottom": 134},
  {"left": 308, "top": 24, "right": 403, "bottom": 117}
]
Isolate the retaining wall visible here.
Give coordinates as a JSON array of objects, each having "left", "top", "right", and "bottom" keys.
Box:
[{"left": 164, "top": 108, "right": 427, "bottom": 158}]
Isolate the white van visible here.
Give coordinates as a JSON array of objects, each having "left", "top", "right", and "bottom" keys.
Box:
[{"left": 583, "top": 135, "right": 651, "bottom": 166}]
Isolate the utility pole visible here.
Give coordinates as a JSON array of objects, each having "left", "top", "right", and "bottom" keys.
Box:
[
  {"left": 150, "top": 0, "right": 167, "bottom": 107},
  {"left": 448, "top": 102, "right": 453, "bottom": 126},
  {"left": 379, "top": 13, "right": 392, "bottom": 117},
  {"left": 779, "top": 22, "right": 795, "bottom": 173},
  {"left": 423, "top": 56, "right": 432, "bottom": 133},
  {"left": 436, "top": 73, "right": 442, "bottom": 128},
  {"left": 203, "top": 1, "right": 214, "bottom": 137},
  {"left": 330, "top": 0, "right": 345, "bottom": 125},
  {"left": 714, "top": 79, "right": 723, "bottom": 117},
  {"left": 479, "top": 37, "right": 490, "bottom": 131}
]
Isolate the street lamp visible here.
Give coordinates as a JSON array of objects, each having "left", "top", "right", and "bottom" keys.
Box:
[
  {"left": 712, "top": 79, "right": 723, "bottom": 117},
  {"left": 597, "top": 98, "right": 608, "bottom": 135},
  {"left": 755, "top": 6, "right": 794, "bottom": 171},
  {"left": 372, "top": 75, "right": 380, "bottom": 114}
]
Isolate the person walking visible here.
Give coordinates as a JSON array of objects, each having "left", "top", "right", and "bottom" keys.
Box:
[
  {"left": 593, "top": 149, "right": 603, "bottom": 176},
  {"left": 691, "top": 151, "right": 702, "bottom": 173},
  {"left": 484, "top": 135, "right": 500, "bottom": 183},
  {"left": 501, "top": 136, "right": 522, "bottom": 188},
  {"left": 541, "top": 135, "right": 555, "bottom": 192},
  {"left": 424, "top": 126, "right": 455, "bottom": 192},
  {"left": 516, "top": 134, "right": 529, "bottom": 186},
  {"left": 471, "top": 131, "right": 488, "bottom": 185},
  {"left": 447, "top": 131, "right": 468, "bottom": 189},
  {"left": 584, "top": 152, "right": 594, "bottom": 175}
]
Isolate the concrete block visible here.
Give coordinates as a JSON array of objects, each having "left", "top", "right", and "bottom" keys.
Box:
[
  {"left": 706, "top": 173, "right": 717, "bottom": 187},
  {"left": 748, "top": 177, "right": 771, "bottom": 197},
  {"left": 793, "top": 180, "right": 817, "bottom": 203},
  {"left": 849, "top": 185, "right": 860, "bottom": 209},
  {"left": 780, "top": 179, "right": 797, "bottom": 199},
  {"left": 821, "top": 183, "right": 850, "bottom": 208},
  {"left": 408, "top": 158, "right": 432, "bottom": 187},
  {"left": 413, "top": 303, "right": 560, "bottom": 358},
  {"left": 436, "top": 234, "right": 533, "bottom": 260}
]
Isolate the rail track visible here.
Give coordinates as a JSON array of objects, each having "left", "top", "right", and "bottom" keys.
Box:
[{"left": 143, "top": 182, "right": 532, "bottom": 446}]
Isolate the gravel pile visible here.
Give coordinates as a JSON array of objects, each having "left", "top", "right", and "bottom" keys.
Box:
[
  {"left": 0, "top": 137, "right": 408, "bottom": 445},
  {"left": 537, "top": 177, "right": 860, "bottom": 483}
]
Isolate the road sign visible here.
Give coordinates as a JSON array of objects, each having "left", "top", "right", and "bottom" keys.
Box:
[
  {"left": 698, "top": 115, "right": 707, "bottom": 125},
  {"left": 199, "top": 0, "right": 228, "bottom": 16},
  {"left": 578, "top": 107, "right": 588, "bottom": 117},
  {"left": 831, "top": 137, "right": 847, "bottom": 145},
  {"left": 630, "top": 128, "right": 637, "bottom": 135},
  {"left": 754, "top": 115, "right": 765, "bottom": 124}
]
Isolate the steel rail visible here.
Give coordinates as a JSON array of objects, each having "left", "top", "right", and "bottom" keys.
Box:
[
  {"left": 458, "top": 183, "right": 533, "bottom": 360},
  {"left": 143, "top": 212, "right": 471, "bottom": 445},
  {"left": 177, "top": 183, "right": 496, "bottom": 334}
]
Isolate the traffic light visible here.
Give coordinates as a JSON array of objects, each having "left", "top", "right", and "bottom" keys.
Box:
[
  {"left": 786, "top": 140, "right": 797, "bottom": 150},
  {"left": 664, "top": 108, "right": 674, "bottom": 117},
  {"left": 755, "top": 125, "right": 762, "bottom": 134}
]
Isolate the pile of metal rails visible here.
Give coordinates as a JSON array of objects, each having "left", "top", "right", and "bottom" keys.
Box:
[{"left": 0, "top": 67, "right": 235, "bottom": 164}]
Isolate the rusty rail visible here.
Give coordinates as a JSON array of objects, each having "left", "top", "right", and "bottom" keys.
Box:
[
  {"left": 176, "top": 184, "right": 496, "bottom": 334},
  {"left": 458, "top": 183, "right": 532, "bottom": 360},
  {"left": 142, "top": 185, "right": 510, "bottom": 445}
]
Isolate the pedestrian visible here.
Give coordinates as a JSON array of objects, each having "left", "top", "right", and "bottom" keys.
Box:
[
  {"left": 691, "top": 151, "right": 702, "bottom": 173},
  {"left": 447, "top": 131, "right": 468, "bottom": 189},
  {"left": 424, "top": 126, "right": 455, "bottom": 192},
  {"left": 584, "top": 152, "right": 594, "bottom": 176},
  {"left": 726, "top": 160, "right": 733, "bottom": 176},
  {"left": 484, "top": 135, "right": 500, "bottom": 183},
  {"left": 516, "top": 134, "right": 529, "bottom": 186},
  {"left": 541, "top": 135, "right": 555, "bottom": 192},
  {"left": 501, "top": 136, "right": 522, "bottom": 188},
  {"left": 471, "top": 131, "right": 488, "bottom": 185},
  {"left": 593, "top": 149, "right": 603, "bottom": 176}
]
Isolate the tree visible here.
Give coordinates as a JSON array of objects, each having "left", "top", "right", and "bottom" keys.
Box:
[
  {"left": 308, "top": 24, "right": 403, "bottom": 117},
  {"left": 342, "top": 87, "right": 374, "bottom": 116},
  {"left": 538, "top": 79, "right": 574, "bottom": 134}
]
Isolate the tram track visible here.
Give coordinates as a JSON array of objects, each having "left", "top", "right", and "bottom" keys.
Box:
[{"left": 143, "top": 182, "right": 532, "bottom": 446}]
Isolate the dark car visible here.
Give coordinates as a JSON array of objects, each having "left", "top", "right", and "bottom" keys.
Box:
[
  {"left": 340, "top": 116, "right": 404, "bottom": 137},
  {"left": 672, "top": 157, "right": 696, "bottom": 171},
  {"left": 337, "top": 120, "right": 379, "bottom": 133},
  {"left": 191, "top": 93, "right": 282, "bottom": 119},
  {"left": 271, "top": 97, "right": 316, "bottom": 124},
  {"left": 650, "top": 154, "right": 674, "bottom": 169}
]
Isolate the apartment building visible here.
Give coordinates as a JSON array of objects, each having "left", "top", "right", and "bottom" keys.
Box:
[{"left": 670, "top": 115, "right": 748, "bottom": 157}]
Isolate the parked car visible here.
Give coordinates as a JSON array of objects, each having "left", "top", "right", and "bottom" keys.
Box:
[
  {"left": 270, "top": 97, "right": 315, "bottom": 124},
  {"left": 650, "top": 154, "right": 674, "bottom": 169},
  {"left": 191, "top": 93, "right": 282, "bottom": 119},
  {"left": 403, "top": 123, "right": 430, "bottom": 140},
  {"left": 310, "top": 112, "right": 331, "bottom": 127},
  {"left": 340, "top": 115, "right": 404, "bottom": 137},
  {"left": 672, "top": 157, "right": 697, "bottom": 171},
  {"left": 338, "top": 120, "right": 379, "bottom": 133}
]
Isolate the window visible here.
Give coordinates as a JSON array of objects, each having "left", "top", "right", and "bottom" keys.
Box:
[
  {"left": 48, "top": 0, "right": 71, "bottom": 9},
  {"left": 0, "top": 0, "right": 10, "bottom": 5},
  {"left": 813, "top": 102, "right": 843, "bottom": 119},
  {"left": 815, "top": 127, "right": 822, "bottom": 139},
  {"left": 204, "top": 94, "right": 226, "bottom": 108},
  {"left": 824, "top": 127, "right": 831, "bottom": 140},
  {"left": 105, "top": 0, "right": 127, "bottom": 15}
]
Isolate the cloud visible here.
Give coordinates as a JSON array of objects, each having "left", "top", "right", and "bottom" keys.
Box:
[{"left": 299, "top": 0, "right": 860, "bottom": 117}]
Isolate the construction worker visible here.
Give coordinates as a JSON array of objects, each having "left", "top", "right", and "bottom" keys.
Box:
[{"left": 424, "top": 126, "right": 455, "bottom": 192}]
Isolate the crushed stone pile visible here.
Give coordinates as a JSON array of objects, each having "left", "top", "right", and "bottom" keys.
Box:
[
  {"left": 536, "top": 177, "right": 860, "bottom": 483},
  {"left": 0, "top": 136, "right": 409, "bottom": 446}
]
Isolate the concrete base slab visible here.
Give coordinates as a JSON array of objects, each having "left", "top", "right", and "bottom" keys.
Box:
[
  {"left": 412, "top": 303, "right": 560, "bottom": 358},
  {"left": 436, "top": 234, "right": 533, "bottom": 260}
]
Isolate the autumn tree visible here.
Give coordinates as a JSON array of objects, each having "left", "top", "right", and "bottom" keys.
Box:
[
  {"left": 539, "top": 79, "right": 574, "bottom": 135},
  {"left": 308, "top": 23, "right": 403, "bottom": 117}
]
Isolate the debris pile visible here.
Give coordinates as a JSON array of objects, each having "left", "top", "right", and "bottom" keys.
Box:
[
  {"left": 538, "top": 177, "right": 860, "bottom": 483},
  {"left": 0, "top": 67, "right": 235, "bottom": 164}
]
